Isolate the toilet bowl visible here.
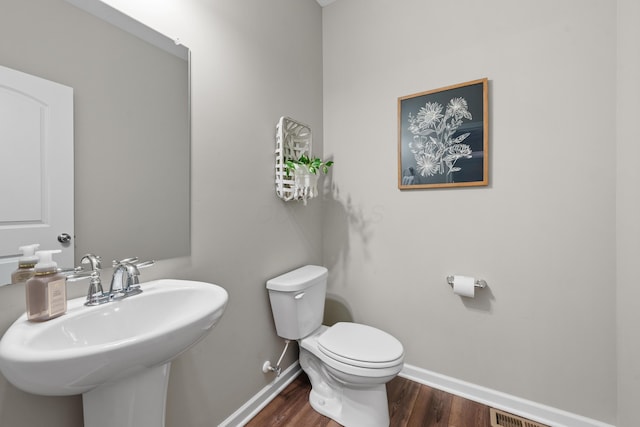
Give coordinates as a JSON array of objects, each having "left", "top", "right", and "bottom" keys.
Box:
[
  {"left": 266, "top": 265, "right": 404, "bottom": 427},
  {"left": 300, "top": 324, "right": 404, "bottom": 427}
]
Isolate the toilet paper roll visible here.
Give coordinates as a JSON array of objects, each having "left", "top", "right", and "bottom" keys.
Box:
[{"left": 453, "top": 275, "right": 475, "bottom": 298}]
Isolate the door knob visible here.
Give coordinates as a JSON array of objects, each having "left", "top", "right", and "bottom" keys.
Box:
[{"left": 57, "top": 233, "right": 72, "bottom": 243}]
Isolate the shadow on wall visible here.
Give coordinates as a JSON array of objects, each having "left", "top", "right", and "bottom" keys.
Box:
[
  {"left": 324, "top": 293, "right": 354, "bottom": 325},
  {"left": 321, "top": 166, "right": 496, "bottom": 314},
  {"left": 459, "top": 284, "right": 495, "bottom": 312},
  {"left": 321, "top": 167, "right": 377, "bottom": 275}
]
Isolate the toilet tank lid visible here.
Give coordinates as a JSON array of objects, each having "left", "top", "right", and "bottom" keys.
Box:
[{"left": 266, "top": 265, "right": 328, "bottom": 292}]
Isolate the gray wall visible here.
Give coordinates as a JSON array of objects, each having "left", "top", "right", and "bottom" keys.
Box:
[
  {"left": 322, "top": 0, "right": 617, "bottom": 424},
  {"left": 0, "top": 0, "right": 323, "bottom": 426},
  {"left": 2, "top": 0, "right": 640, "bottom": 426},
  {"left": 616, "top": 0, "right": 640, "bottom": 425}
]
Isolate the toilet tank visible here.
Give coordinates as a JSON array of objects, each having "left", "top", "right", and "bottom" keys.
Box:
[{"left": 266, "top": 265, "right": 328, "bottom": 340}]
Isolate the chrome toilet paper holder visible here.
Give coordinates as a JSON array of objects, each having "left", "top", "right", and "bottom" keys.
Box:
[{"left": 446, "top": 275, "right": 487, "bottom": 289}]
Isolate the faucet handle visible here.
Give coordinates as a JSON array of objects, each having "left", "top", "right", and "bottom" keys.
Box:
[
  {"left": 135, "top": 260, "right": 155, "bottom": 269},
  {"left": 112, "top": 258, "right": 155, "bottom": 270},
  {"left": 66, "top": 270, "right": 93, "bottom": 282},
  {"left": 58, "top": 266, "right": 84, "bottom": 276},
  {"left": 112, "top": 257, "right": 138, "bottom": 268},
  {"left": 124, "top": 260, "right": 154, "bottom": 294},
  {"left": 85, "top": 273, "right": 108, "bottom": 306},
  {"left": 68, "top": 269, "right": 108, "bottom": 306}
]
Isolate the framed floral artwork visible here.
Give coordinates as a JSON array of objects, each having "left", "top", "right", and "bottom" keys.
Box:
[{"left": 398, "top": 78, "right": 488, "bottom": 189}]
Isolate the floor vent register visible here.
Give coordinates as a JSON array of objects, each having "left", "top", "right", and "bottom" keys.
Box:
[{"left": 490, "top": 408, "right": 550, "bottom": 427}]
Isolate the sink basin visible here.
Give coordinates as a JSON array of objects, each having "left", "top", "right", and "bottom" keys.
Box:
[{"left": 0, "top": 279, "right": 228, "bottom": 427}]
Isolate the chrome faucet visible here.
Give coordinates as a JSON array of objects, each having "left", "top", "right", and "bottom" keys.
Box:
[
  {"left": 68, "top": 255, "right": 154, "bottom": 306},
  {"left": 109, "top": 261, "right": 141, "bottom": 298},
  {"left": 109, "top": 258, "right": 155, "bottom": 300}
]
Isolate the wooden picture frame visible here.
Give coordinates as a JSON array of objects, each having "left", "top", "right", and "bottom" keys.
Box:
[{"left": 398, "top": 78, "right": 488, "bottom": 189}]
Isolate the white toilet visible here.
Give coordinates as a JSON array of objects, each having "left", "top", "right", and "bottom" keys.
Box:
[{"left": 266, "top": 265, "right": 404, "bottom": 427}]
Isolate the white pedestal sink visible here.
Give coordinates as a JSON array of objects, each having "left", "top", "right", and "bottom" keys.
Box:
[{"left": 0, "top": 279, "right": 228, "bottom": 427}]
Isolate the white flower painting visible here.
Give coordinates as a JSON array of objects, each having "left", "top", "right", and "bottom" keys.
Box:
[
  {"left": 407, "top": 97, "right": 473, "bottom": 178},
  {"left": 398, "top": 79, "right": 489, "bottom": 189}
]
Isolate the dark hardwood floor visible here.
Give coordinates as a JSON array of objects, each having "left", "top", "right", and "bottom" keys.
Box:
[{"left": 246, "top": 373, "right": 491, "bottom": 426}]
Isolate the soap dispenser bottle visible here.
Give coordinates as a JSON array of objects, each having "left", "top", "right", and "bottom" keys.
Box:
[
  {"left": 25, "top": 250, "right": 67, "bottom": 321},
  {"left": 11, "top": 244, "right": 40, "bottom": 284}
]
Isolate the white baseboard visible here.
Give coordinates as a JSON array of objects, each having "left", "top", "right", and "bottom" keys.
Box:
[
  {"left": 400, "top": 364, "right": 615, "bottom": 427},
  {"left": 217, "top": 361, "right": 614, "bottom": 427},
  {"left": 217, "top": 362, "right": 302, "bottom": 427}
]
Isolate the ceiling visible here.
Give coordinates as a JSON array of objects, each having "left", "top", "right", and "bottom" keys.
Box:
[{"left": 316, "top": 0, "right": 338, "bottom": 7}]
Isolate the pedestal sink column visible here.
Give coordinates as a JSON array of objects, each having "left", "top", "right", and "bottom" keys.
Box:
[{"left": 82, "top": 363, "right": 171, "bottom": 427}]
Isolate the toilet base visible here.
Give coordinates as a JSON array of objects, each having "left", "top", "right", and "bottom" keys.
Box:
[
  {"left": 308, "top": 382, "right": 390, "bottom": 427},
  {"left": 300, "top": 348, "right": 391, "bottom": 427}
]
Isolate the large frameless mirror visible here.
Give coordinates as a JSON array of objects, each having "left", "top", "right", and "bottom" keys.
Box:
[{"left": 0, "top": 0, "right": 190, "bottom": 286}]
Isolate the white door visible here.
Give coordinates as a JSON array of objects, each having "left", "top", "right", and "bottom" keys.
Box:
[{"left": 0, "top": 65, "right": 74, "bottom": 284}]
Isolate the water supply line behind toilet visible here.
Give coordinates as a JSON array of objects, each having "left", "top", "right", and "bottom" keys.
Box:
[{"left": 262, "top": 339, "right": 291, "bottom": 377}]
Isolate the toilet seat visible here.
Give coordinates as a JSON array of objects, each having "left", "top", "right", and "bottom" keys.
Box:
[{"left": 318, "top": 322, "right": 404, "bottom": 369}]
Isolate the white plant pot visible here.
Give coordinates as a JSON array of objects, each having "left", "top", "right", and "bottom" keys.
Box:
[{"left": 293, "top": 166, "right": 319, "bottom": 204}]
